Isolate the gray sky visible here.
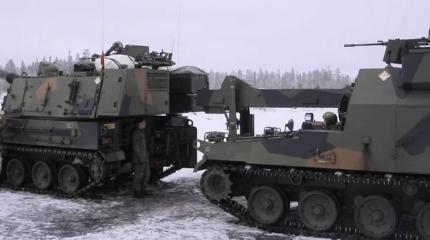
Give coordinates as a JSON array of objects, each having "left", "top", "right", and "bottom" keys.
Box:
[{"left": 1, "top": 0, "right": 429, "bottom": 76}]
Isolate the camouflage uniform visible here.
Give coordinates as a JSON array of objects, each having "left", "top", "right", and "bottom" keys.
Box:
[{"left": 132, "top": 121, "right": 151, "bottom": 197}]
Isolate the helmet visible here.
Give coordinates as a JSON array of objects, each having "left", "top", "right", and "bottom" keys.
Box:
[{"left": 323, "top": 112, "right": 338, "bottom": 126}]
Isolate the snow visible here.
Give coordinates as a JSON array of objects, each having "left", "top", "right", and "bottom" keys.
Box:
[
  {"left": 0, "top": 170, "right": 297, "bottom": 240},
  {"left": 0, "top": 109, "right": 334, "bottom": 239},
  {"left": 186, "top": 108, "right": 335, "bottom": 139},
  {"left": 0, "top": 172, "right": 322, "bottom": 240}
]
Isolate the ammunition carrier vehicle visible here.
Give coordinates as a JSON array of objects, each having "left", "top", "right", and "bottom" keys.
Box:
[
  {"left": 196, "top": 34, "right": 430, "bottom": 239},
  {"left": 0, "top": 43, "right": 208, "bottom": 196}
]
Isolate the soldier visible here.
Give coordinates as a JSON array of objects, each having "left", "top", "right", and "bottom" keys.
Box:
[
  {"left": 106, "top": 41, "right": 124, "bottom": 56},
  {"left": 132, "top": 120, "right": 151, "bottom": 198}
]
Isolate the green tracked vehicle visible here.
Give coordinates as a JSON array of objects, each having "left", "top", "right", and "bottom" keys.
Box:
[
  {"left": 195, "top": 33, "right": 430, "bottom": 239},
  {"left": 0, "top": 42, "right": 208, "bottom": 196}
]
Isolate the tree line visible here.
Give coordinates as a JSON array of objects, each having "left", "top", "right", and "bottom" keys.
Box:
[
  {"left": 207, "top": 68, "right": 351, "bottom": 89},
  {"left": 0, "top": 51, "right": 352, "bottom": 92}
]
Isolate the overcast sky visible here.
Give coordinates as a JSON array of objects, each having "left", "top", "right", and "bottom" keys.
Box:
[{"left": 0, "top": 0, "right": 429, "bottom": 76}]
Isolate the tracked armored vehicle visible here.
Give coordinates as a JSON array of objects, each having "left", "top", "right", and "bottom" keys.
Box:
[
  {"left": 196, "top": 34, "right": 430, "bottom": 239},
  {"left": 0, "top": 43, "right": 208, "bottom": 196}
]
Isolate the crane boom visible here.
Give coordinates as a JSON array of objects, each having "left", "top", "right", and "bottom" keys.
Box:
[{"left": 197, "top": 76, "right": 348, "bottom": 138}]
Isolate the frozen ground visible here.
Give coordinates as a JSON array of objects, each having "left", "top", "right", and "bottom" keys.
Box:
[
  {"left": 0, "top": 170, "right": 286, "bottom": 240},
  {"left": 0, "top": 169, "right": 323, "bottom": 240},
  {"left": 0, "top": 109, "right": 334, "bottom": 240}
]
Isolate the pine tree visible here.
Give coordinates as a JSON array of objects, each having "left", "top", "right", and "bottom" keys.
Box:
[
  {"left": 5, "top": 59, "right": 17, "bottom": 73},
  {"left": 75, "top": 53, "right": 80, "bottom": 62},
  {"left": 67, "top": 50, "right": 74, "bottom": 74},
  {"left": 20, "top": 61, "right": 27, "bottom": 75}
]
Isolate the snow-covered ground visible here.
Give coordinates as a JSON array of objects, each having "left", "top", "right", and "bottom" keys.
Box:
[
  {"left": 0, "top": 170, "right": 322, "bottom": 240},
  {"left": 0, "top": 109, "right": 334, "bottom": 240}
]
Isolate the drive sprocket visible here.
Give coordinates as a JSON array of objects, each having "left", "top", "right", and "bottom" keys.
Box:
[{"left": 200, "top": 167, "right": 233, "bottom": 202}]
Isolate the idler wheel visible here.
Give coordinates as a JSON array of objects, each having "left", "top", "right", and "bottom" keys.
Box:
[
  {"left": 417, "top": 203, "right": 430, "bottom": 240},
  {"left": 248, "top": 186, "right": 288, "bottom": 225},
  {"left": 354, "top": 195, "right": 398, "bottom": 239},
  {"left": 200, "top": 168, "right": 232, "bottom": 202},
  {"left": 6, "top": 158, "right": 27, "bottom": 187},
  {"left": 58, "top": 164, "right": 82, "bottom": 194},
  {"left": 32, "top": 161, "right": 54, "bottom": 190},
  {"left": 298, "top": 191, "right": 339, "bottom": 231}
]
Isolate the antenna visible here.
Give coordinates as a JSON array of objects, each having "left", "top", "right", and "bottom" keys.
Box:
[
  {"left": 101, "top": 0, "right": 105, "bottom": 72},
  {"left": 176, "top": 1, "right": 182, "bottom": 66},
  {"left": 101, "top": 0, "right": 105, "bottom": 52}
]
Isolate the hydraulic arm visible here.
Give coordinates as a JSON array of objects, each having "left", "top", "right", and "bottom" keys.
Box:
[{"left": 197, "top": 76, "right": 347, "bottom": 138}]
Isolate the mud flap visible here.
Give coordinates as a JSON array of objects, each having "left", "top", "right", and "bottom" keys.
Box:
[
  {"left": 193, "top": 140, "right": 212, "bottom": 172},
  {"left": 194, "top": 157, "right": 208, "bottom": 172},
  {"left": 174, "top": 126, "right": 197, "bottom": 168}
]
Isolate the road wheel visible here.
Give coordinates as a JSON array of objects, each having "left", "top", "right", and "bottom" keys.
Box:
[
  {"left": 417, "top": 203, "right": 430, "bottom": 240},
  {"left": 247, "top": 186, "right": 288, "bottom": 225},
  {"left": 32, "top": 161, "right": 54, "bottom": 190},
  {"left": 298, "top": 191, "right": 339, "bottom": 231},
  {"left": 200, "top": 168, "right": 232, "bottom": 202},
  {"left": 354, "top": 195, "right": 398, "bottom": 239},
  {"left": 6, "top": 158, "right": 27, "bottom": 186},
  {"left": 58, "top": 164, "right": 82, "bottom": 194}
]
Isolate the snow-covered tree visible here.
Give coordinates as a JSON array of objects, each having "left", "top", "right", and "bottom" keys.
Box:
[
  {"left": 20, "top": 61, "right": 27, "bottom": 74},
  {"left": 5, "top": 59, "right": 17, "bottom": 73}
]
